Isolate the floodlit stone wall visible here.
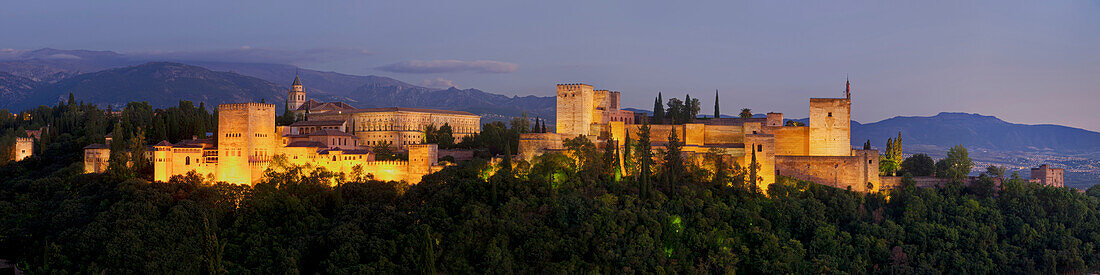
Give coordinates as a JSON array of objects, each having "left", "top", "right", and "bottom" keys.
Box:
[
  {"left": 556, "top": 84, "right": 595, "bottom": 137},
  {"left": 14, "top": 137, "right": 33, "bottom": 161},
  {"left": 775, "top": 149, "right": 880, "bottom": 192},
  {"left": 217, "top": 103, "right": 276, "bottom": 185},
  {"left": 767, "top": 126, "right": 809, "bottom": 156},
  {"left": 808, "top": 98, "right": 851, "bottom": 156}
]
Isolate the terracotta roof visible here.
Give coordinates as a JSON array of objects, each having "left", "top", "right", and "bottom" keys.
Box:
[
  {"left": 289, "top": 120, "right": 346, "bottom": 127},
  {"left": 308, "top": 129, "right": 354, "bottom": 137},
  {"left": 154, "top": 140, "right": 172, "bottom": 146},
  {"left": 286, "top": 141, "right": 326, "bottom": 147},
  {"left": 295, "top": 99, "right": 322, "bottom": 111},
  {"left": 83, "top": 144, "right": 109, "bottom": 149},
  {"left": 348, "top": 107, "right": 477, "bottom": 116},
  {"left": 312, "top": 102, "right": 356, "bottom": 111}
]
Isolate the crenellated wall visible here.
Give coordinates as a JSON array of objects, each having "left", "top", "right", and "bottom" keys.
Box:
[
  {"left": 14, "top": 137, "right": 33, "bottom": 161},
  {"left": 556, "top": 84, "right": 596, "bottom": 137},
  {"left": 217, "top": 103, "right": 276, "bottom": 185}
]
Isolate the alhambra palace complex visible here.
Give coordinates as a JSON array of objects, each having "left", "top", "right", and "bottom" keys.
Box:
[{"left": 77, "top": 76, "right": 1065, "bottom": 189}]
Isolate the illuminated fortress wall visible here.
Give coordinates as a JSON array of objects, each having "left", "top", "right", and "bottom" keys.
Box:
[
  {"left": 14, "top": 137, "right": 33, "bottom": 161},
  {"left": 217, "top": 103, "right": 277, "bottom": 185},
  {"left": 775, "top": 149, "right": 881, "bottom": 193},
  {"left": 808, "top": 98, "right": 851, "bottom": 156},
  {"left": 556, "top": 84, "right": 595, "bottom": 137},
  {"left": 520, "top": 82, "right": 880, "bottom": 193}
]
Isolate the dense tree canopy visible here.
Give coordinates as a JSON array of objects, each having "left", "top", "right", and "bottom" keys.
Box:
[{"left": 1, "top": 101, "right": 1098, "bottom": 273}]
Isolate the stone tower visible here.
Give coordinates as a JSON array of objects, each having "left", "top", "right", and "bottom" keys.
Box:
[
  {"left": 556, "top": 84, "right": 595, "bottom": 137},
  {"left": 808, "top": 98, "right": 851, "bottom": 156},
  {"left": 14, "top": 137, "right": 33, "bottom": 161},
  {"left": 217, "top": 103, "right": 277, "bottom": 184},
  {"left": 287, "top": 75, "right": 306, "bottom": 111}
]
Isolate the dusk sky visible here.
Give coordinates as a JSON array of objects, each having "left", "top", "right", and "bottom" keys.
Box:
[{"left": 2, "top": 1, "right": 1098, "bottom": 131}]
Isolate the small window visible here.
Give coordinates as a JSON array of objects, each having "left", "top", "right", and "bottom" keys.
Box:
[
  {"left": 185, "top": 156, "right": 190, "bottom": 165},
  {"left": 869, "top": 159, "right": 873, "bottom": 164},
  {"left": 828, "top": 112, "right": 833, "bottom": 117},
  {"left": 757, "top": 145, "right": 763, "bottom": 152}
]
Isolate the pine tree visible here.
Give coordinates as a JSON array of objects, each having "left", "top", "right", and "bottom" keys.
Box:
[
  {"left": 714, "top": 89, "right": 720, "bottom": 119},
  {"left": 532, "top": 117, "right": 541, "bottom": 133},
  {"left": 863, "top": 139, "right": 871, "bottom": 150}
]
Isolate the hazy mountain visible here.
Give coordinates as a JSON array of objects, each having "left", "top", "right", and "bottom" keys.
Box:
[
  {"left": 0, "top": 48, "right": 556, "bottom": 118},
  {"left": 19, "top": 62, "right": 293, "bottom": 109},
  {"left": 0, "top": 72, "right": 42, "bottom": 108},
  {"left": 0, "top": 48, "right": 138, "bottom": 83},
  {"left": 852, "top": 112, "right": 1100, "bottom": 154}
]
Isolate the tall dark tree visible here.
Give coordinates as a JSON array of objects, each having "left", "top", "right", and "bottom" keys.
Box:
[
  {"left": 714, "top": 89, "right": 720, "bottom": 119},
  {"left": 663, "top": 126, "right": 684, "bottom": 186},
  {"left": 653, "top": 93, "right": 665, "bottom": 124}
]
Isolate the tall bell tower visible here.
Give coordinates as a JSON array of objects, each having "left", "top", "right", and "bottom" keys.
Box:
[{"left": 287, "top": 74, "right": 306, "bottom": 111}]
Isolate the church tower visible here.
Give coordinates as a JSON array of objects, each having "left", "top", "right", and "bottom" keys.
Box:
[{"left": 287, "top": 75, "right": 306, "bottom": 111}]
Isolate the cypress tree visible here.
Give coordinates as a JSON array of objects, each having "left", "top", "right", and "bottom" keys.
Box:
[
  {"left": 714, "top": 89, "right": 720, "bottom": 119},
  {"left": 654, "top": 93, "right": 665, "bottom": 124},
  {"left": 684, "top": 94, "right": 692, "bottom": 123}
]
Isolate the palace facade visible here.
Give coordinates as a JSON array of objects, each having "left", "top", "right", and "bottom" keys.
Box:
[
  {"left": 83, "top": 76, "right": 471, "bottom": 185},
  {"left": 521, "top": 82, "right": 882, "bottom": 193}
]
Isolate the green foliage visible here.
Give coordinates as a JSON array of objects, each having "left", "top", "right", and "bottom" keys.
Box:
[
  {"left": 653, "top": 93, "right": 665, "bottom": 124},
  {"left": 880, "top": 132, "right": 903, "bottom": 176},
  {"left": 899, "top": 153, "right": 935, "bottom": 177},
  {"left": 939, "top": 145, "right": 974, "bottom": 181},
  {"left": 2, "top": 101, "right": 1099, "bottom": 274},
  {"left": 739, "top": 108, "right": 752, "bottom": 119},
  {"left": 423, "top": 123, "right": 456, "bottom": 148}
]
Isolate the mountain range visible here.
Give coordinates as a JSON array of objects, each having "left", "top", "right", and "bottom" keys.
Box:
[{"left": 0, "top": 48, "right": 555, "bottom": 118}]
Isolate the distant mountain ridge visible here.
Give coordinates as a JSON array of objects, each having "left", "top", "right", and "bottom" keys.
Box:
[
  {"left": 0, "top": 48, "right": 556, "bottom": 118},
  {"left": 852, "top": 112, "right": 1100, "bottom": 154},
  {"left": 17, "top": 62, "right": 292, "bottom": 109}
]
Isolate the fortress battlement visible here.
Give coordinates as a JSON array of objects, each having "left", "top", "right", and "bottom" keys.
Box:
[
  {"left": 15, "top": 137, "right": 33, "bottom": 142},
  {"left": 556, "top": 83, "right": 594, "bottom": 91},
  {"left": 219, "top": 103, "right": 276, "bottom": 111},
  {"left": 364, "top": 160, "right": 410, "bottom": 166},
  {"left": 809, "top": 98, "right": 850, "bottom": 102}
]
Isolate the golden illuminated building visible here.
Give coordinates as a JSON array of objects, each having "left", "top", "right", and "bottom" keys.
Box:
[
  {"left": 522, "top": 81, "right": 882, "bottom": 193},
  {"left": 84, "top": 76, "right": 457, "bottom": 185},
  {"left": 13, "top": 137, "right": 34, "bottom": 162}
]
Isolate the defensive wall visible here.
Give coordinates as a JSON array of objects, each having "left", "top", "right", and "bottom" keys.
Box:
[{"left": 775, "top": 149, "right": 880, "bottom": 192}]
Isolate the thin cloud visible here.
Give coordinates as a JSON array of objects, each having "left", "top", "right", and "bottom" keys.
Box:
[
  {"left": 377, "top": 59, "right": 518, "bottom": 74},
  {"left": 129, "top": 46, "right": 372, "bottom": 65},
  {"left": 421, "top": 77, "right": 456, "bottom": 88}
]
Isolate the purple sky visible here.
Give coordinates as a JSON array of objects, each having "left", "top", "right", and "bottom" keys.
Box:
[{"left": 2, "top": 1, "right": 1098, "bottom": 131}]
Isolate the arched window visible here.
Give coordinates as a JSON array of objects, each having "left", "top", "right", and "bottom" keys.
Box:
[{"left": 185, "top": 156, "right": 190, "bottom": 165}]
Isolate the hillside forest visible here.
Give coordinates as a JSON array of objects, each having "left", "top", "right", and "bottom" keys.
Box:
[{"left": 1, "top": 99, "right": 1099, "bottom": 273}]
